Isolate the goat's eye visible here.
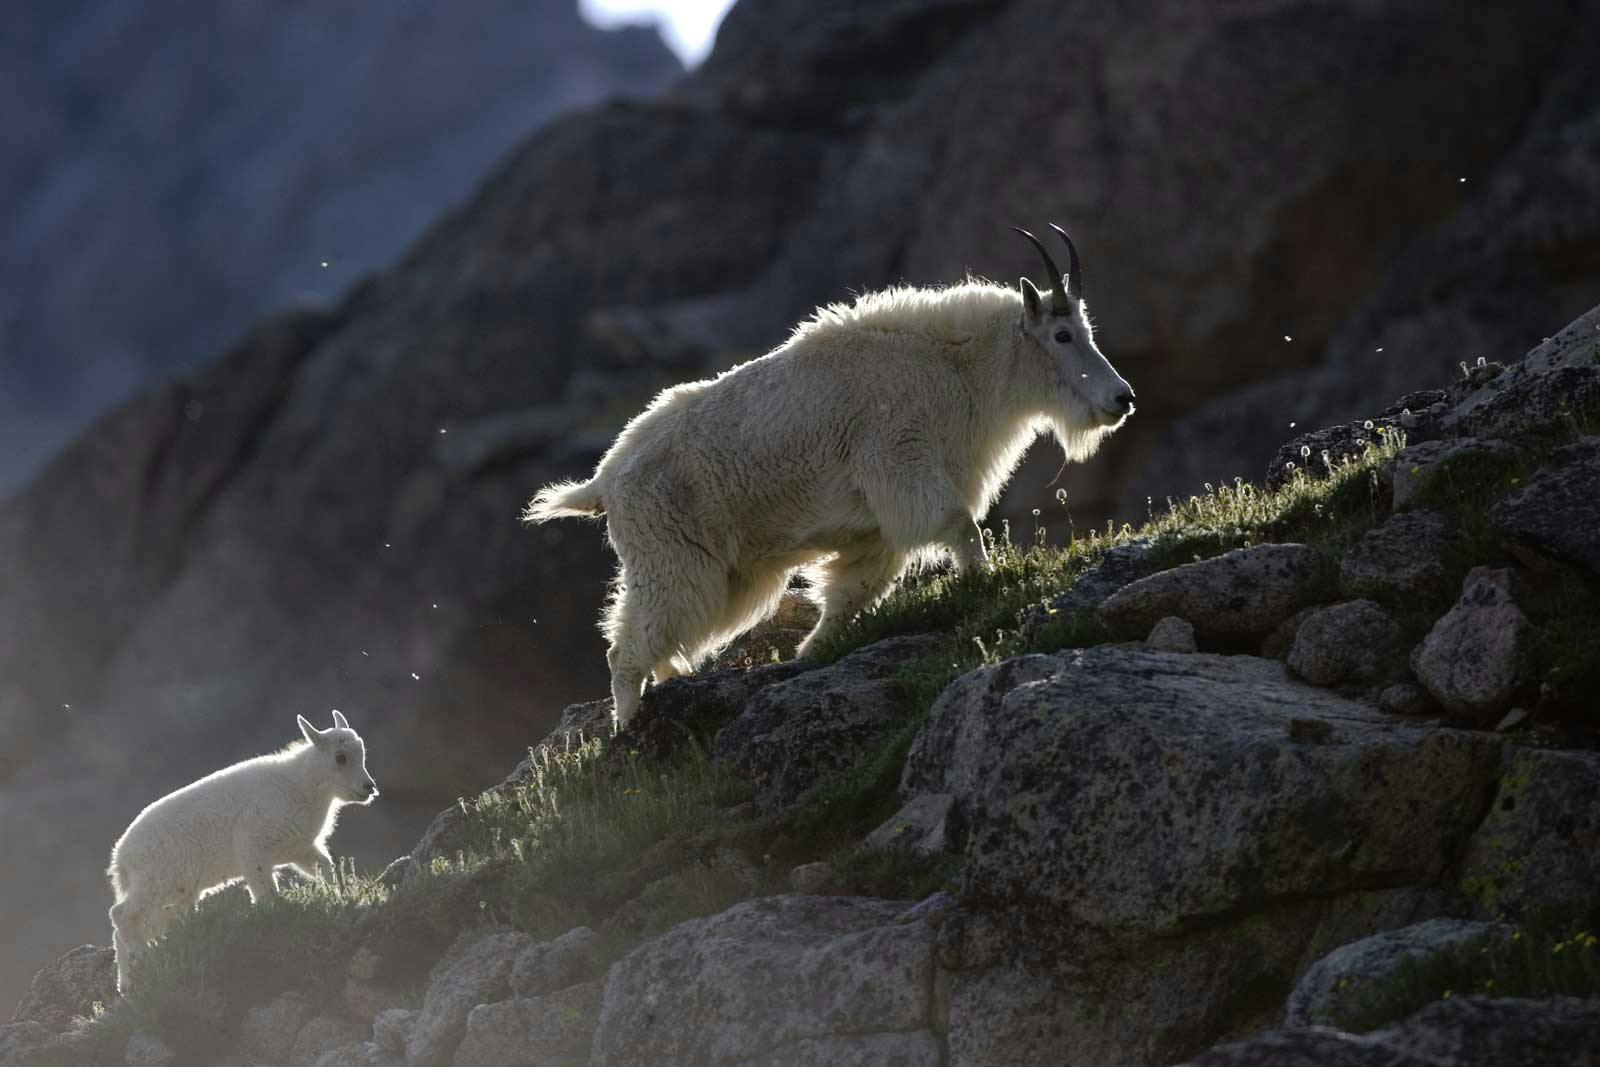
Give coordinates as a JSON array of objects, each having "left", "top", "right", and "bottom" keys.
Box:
[
  {"left": 1054, "top": 329, "right": 1074, "bottom": 344},
  {"left": 336, "top": 753, "right": 348, "bottom": 766}
]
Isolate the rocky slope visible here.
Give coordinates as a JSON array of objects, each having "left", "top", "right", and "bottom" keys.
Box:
[
  {"left": 5, "top": 0, "right": 1600, "bottom": 1033},
  {"left": 0, "top": 0, "right": 678, "bottom": 497},
  {"left": 6, "top": 302, "right": 1598, "bottom": 1065}
]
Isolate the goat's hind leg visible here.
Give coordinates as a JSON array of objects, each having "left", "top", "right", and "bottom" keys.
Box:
[
  {"left": 110, "top": 899, "right": 141, "bottom": 993},
  {"left": 605, "top": 560, "right": 723, "bottom": 730},
  {"left": 797, "top": 546, "right": 904, "bottom": 659}
]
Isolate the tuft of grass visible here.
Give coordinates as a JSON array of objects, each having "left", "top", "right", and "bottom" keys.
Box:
[
  {"left": 809, "top": 527, "right": 1110, "bottom": 667},
  {"left": 104, "top": 875, "right": 386, "bottom": 1059},
  {"left": 1143, "top": 427, "right": 1405, "bottom": 573},
  {"left": 1328, "top": 900, "right": 1600, "bottom": 1033}
]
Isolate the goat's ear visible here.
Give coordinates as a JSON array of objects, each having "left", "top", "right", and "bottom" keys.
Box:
[
  {"left": 1019, "top": 277, "right": 1044, "bottom": 324},
  {"left": 298, "top": 714, "right": 322, "bottom": 746},
  {"left": 331, "top": 709, "right": 350, "bottom": 730}
]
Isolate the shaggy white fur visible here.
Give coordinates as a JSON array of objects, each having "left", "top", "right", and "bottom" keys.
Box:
[
  {"left": 107, "top": 711, "right": 378, "bottom": 993},
  {"left": 526, "top": 273, "right": 1134, "bottom": 727}
]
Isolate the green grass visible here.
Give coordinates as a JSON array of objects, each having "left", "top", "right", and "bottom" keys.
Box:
[
  {"left": 808, "top": 527, "right": 1110, "bottom": 667},
  {"left": 813, "top": 426, "right": 1408, "bottom": 671},
  {"left": 1328, "top": 901, "right": 1600, "bottom": 1033},
  {"left": 93, "top": 876, "right": 384, "bottom": 1060}
]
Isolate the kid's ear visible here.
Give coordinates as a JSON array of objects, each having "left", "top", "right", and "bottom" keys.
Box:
[
  {"left": 298, "top": 714, "right": 322, "bottom": 745},
  {"left": 331, "top": 709, "right": 350, "bottom": 730},
  {"left": 1019, "top": 277, "right": 1044, "bottom": 323}
]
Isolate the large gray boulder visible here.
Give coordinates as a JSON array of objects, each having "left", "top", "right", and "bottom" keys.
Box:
[
  {"left": 1489, "top": 435, "right": 1600, "bottom": 575},
  {"left": 903, "top": 648, "right": 1501, "bottom": 931},
  {"left": 1097, "top": 544, "right": 1318, "bottom": 637},
  {"left": 590, "top": 895, "right": 936, "bottom": 1066},
  {"left": 713, "top": 635, "right": 941, "bottom": 809}
]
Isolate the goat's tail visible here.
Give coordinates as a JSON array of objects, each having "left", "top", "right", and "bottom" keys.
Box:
[{"left": 523, "top": 477, "right": 605, "bottom": 523}]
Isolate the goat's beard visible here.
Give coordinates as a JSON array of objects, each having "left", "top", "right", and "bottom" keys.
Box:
[{"left": 1047, "top": 412, "right": 1114, "bottom": 464}]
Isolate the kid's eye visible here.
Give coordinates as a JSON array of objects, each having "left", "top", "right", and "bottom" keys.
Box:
[
  {"left": 1054, "top": 329, "right": 1074, "bottom": 344},
  {"left": 336, "top": 753, "right": 348, "bottom": 766}
]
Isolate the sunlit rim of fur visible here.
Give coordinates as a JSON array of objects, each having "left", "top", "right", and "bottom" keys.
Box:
[{"left": 788, "top": 277, "right": 1047, "bottom": 347}]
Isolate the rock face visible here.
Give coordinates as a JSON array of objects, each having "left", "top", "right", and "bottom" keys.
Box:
[
  {"left": 590, "top": 895, "right": 936, "bottom": 1066},
  {"left": 1098, "top": 544, "right": 1317, "bottom": 637},
  {"left": 0, "top": 1, "right": 679, "bottom": 498},
  {"left": 1490, "top": 436, "right": 1600, "bottom": 575},
  {"left": 903, "top": 648, "right": 1500, "bottom": 931}
]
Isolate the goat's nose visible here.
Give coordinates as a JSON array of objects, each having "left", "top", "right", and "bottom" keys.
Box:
[{"left": 1115, "top": 389, "right": 1136, "bottom": 413}]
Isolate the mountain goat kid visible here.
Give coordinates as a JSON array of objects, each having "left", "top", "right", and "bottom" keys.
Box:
[
  {"left": 107, "top": 710, "right": 379, "bottom": 993},
  {"left": 526, "top": 225, "right": 1135, "bottom": 729}
]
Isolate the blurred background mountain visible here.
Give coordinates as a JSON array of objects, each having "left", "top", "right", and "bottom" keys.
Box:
[
  {"left": 3, "top": 0, "right": 1598, "bottom": 1017},
  {"left": 0, "top": 0, "right": 678, "bottom": 498}
]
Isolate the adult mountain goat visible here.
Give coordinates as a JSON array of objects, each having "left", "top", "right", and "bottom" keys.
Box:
[
  {"left": 527, "top": 226, "right": 1135, "bottom": 728},
  {"left": 107, "top": 711, "right": 378, "bottom": 993}
]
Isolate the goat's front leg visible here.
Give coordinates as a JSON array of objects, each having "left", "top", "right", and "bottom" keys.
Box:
[{"left": 940, "top": 512, "right": 988, "bottom": 573}]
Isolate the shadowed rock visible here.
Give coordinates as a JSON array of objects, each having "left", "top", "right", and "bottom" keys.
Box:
[
  {"left": 1099, "top": 544, "right": 1318, "bottom": 637},
  {"left": 1287, "top": 600, "right": 1399, "bottom": 686},
  {"left": 1410, "top": 571, "right": 1528, "bottom": 723},
  {"left": 1284, "top": 918, "right": 1506, "bottom": 1027},
  {"left": 1339, "top": 510, "right": 1459, "bottom": 600},
  {"left": 1490, "top": 436, "right": 1600, "bottom": 575}
]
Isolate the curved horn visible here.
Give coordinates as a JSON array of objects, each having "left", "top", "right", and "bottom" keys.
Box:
[
  {"left": 1012, "top": 226, "right": 1071, "bottom": 313},
  {"left": 1048, "top": 223, "right": 1082, "bottom": 300}
]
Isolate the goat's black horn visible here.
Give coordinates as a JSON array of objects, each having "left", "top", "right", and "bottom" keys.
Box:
[
  {"left": 1012, "top": 227, "right": 1070, "bottom": 312},
  {"left": 1048, "top": 223, "right": 1082, "bottom": 301}
]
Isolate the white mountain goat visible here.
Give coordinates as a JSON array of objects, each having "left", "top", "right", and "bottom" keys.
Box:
[
  {"left": 526, "top": 226, "right": 1135, "bottom": 728},
  {"left": 107, "top": 710, "right": 379, "bottom": 993}
]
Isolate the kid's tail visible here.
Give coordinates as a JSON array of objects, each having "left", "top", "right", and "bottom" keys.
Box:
[{"left": 523, "top": 478, "right": 605, "bottom": 523}]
